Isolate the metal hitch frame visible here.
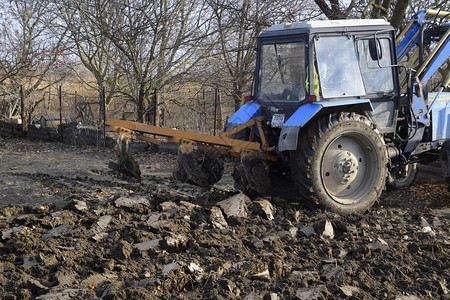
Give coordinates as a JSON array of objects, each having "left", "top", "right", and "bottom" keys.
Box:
[{"left": 106, "top": 117, "right": 277, "bottom": 161}]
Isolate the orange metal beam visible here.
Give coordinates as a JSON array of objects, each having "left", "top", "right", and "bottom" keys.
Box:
[
  {"left": 106, "top": 118, "right": 278, "bottom": 161},
  {"left": 136, "top": 133, "right": 161, "bottom": 145},
  {"left": 106, "top": 118, "right": 262, "bottom": 151}
]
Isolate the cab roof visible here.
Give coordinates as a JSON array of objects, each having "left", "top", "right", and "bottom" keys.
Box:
[
  {"left": 261, "top": 19, "right": 393, "bottom": 37},
  {"left": 266, "top": 19, "right": 390, "bottom": 31}
]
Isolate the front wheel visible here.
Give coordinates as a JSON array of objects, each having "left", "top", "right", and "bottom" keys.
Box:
[
  {"left": 389, "top": 163, "right": 418, "bottom": 188},
  {"left": 290, "top": 112, "right": 388, "bottom": 214}
]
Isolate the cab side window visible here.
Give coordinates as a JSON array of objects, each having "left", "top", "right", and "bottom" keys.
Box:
[{"left": 358, "top": 39, "right": 394, "bottom": 94}]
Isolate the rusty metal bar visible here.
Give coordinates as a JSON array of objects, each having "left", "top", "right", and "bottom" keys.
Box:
[
  {"left": 179, "top": 138, "right": 277, "bottom": 161},
  {"left": 135, "top": 133, "right": 161, "bottom": 145}
]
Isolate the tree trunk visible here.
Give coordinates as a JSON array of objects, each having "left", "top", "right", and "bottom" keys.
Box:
[
  {"left": 314, "top": 0, "right": 346, "bottom": 20},
  {"left": 370, "top": 0, "right": 383, "bottom": 18},
  {"left": 152, "top": 88, "right": 157, "bottom": 126},
  {"left": 137, "top": 87, "right": 145, "bottom": 123},
  {"left": 380, "top": 0, "right": 391, "bottom": 18},
  {"left": 233, "top": 95, "right": 241, "bottom": 112},
  {"left": 390, "top": 0, "right": 410, "bottom": 29},
  {"left": 216, "top": 89, "right": 223, "bottom": 130},
  {"left": 20, "top": 86, "right": 25, "bottom": 133}
]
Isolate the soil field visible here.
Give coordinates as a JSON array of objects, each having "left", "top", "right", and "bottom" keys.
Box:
[{"left": 0, "top": 136, "right": 449, "bottom": 299}]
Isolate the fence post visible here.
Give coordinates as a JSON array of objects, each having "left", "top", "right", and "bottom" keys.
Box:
[
  {"left": 99, "top": 87, "right": 106, "bottom": 147},
  {"left": 217, "top": 88, "right": 222, "bottom": 130},
  {"left": 214, "top": 87, "right": 218, "bottom": 136},
  {"left": 153, "top": 88, "right": 157, "bottom": 126},
  {"left": 74, "top": 91, "right": 77, "bottom": 118},
  {"left": 20, "top": 85, "right": 25, "bottom": 135},
  {"left": 59, "top": 85, "right": 63, "bottom": 142}
]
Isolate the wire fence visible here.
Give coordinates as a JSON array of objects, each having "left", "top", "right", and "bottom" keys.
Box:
[{"left": 0, "top": 85, "right": 238, "bottom": 147}]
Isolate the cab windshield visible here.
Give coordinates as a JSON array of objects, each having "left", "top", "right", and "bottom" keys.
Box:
[
  {"left": 315, "top": 36, "right": 366, "bottom": 98},
  {"left": 256, "top": 42, "right": 306, "bottom": 101}
]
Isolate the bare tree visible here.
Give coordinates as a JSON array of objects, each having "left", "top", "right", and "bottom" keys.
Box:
[
  {"left": 0, "top": 0, "right": 68, "bottom": 125},
  {"left": 358, "top": 0, "right": 411, "bottom": 28},
  {"left": 313, "top": 0, "right": 357, "bottom": 20},
  {"left": 208, "top": 0, "right": 314, "bottom": 111},
  {"left": 55, "top": 0, "right": 121, "bottom": 109},
  {"left": 313, "top": 0, "right": 449, "bottom": 29},
  {"left": 82, "top": 0, "right": 218, "bottom": 123}
]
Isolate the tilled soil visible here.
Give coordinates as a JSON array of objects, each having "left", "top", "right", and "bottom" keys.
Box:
[{"left": 0, "top": 137, "right": 449, "bottom": 299}]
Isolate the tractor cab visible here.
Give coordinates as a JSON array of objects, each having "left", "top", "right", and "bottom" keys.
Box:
[{"left": 253, "top": 19, "right": 400, "bottom": 139}]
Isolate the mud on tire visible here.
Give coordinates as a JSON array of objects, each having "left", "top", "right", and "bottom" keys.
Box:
[
  {"left": 176, "top": 146, "right": 224, "bottom": 188},
  {"left": 172, "top": 159, "right": 192, "bottom": 183},
  {"left": 224, "top": 122, "right": 258, "bottom": 195},
  {"left": 232, "top": 162, "right": 258, "bottom": 197},
  {"left": 290, "top": 112, "right": 388, "bottom": 214}
]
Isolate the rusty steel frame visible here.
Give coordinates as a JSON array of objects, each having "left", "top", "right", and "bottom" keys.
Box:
[{"left": 106, "top": 118, "right": 277, "bottom": 160}]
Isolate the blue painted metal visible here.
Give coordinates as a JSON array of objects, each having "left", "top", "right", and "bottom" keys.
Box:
[
  {"left": 227, "top": 103, "right": 261, "bottom": 125},
  {"left": 430, "top": 92, "right": 450, "bottom": 141},
  {"left": 396, "top": 11, "right": 428, "bottom": 61},
  {"left": 283, "top": 99, "right": 373, "bottom": 127},
  {"left": 278, "top": 99, "right": 373, "bottom": 151},
  {"left": 397, "top": 23, "right": 421, "bottom": 61},
  {"left": 395, "top": 10, "right": 447, "bottom": 62},
  {"left": 420, "top": 37, "right": 450, "bottom": 83},
  {"left": 395, "top": 9, "right": 450, "bottom": 140},
  {"left": 412, "top": 92, "right": 430, "bottom": 126},
  {"left": 414, "top": 10, "right": 429, "bottom": 25},
  {"left": 283, "top": 103, "right": 322, "bottom": 127},
  {"left": 428, "top": 86, "right": 446, "bottom": 113}
]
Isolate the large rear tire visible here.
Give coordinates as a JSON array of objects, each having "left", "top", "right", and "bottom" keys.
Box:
[{"left": 290, "top": 112, "right": 388, "bottom": 214}]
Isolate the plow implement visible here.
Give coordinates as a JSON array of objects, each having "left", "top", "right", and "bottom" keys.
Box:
[{"left": 105, "top": 118, "right": 275, "bottom": 187}]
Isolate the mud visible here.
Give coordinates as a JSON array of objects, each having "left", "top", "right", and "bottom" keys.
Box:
[{"left": 0, "top": 137, "right": 449, "bottom": 299}]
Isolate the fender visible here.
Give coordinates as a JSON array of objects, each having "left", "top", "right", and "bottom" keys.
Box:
[
  {"left": 227, "top": 102, "right": 261, "bottom": 125},
  {"left": 278, "top": 99, "right": 373, "bottom": 152},
  {"left": 225, "top": 102, "right": 261, "bottom": 137}
]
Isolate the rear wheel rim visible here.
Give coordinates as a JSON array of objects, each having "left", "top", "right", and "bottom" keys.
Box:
[{"left": 321, "top": 132, "right": 379, "bottom": 205}]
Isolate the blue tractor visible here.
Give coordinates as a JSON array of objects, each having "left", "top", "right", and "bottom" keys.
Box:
[
  {"left": 224, "top": 10, "right": 450, "bottom": 213},
  {"left": 107, "top": 10, "right": 449, "bottom": 214}
]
